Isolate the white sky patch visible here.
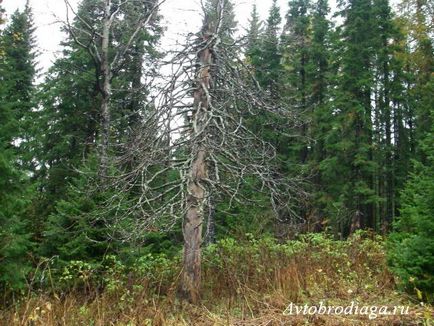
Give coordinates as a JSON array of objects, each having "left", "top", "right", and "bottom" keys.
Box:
[
  {"left": 2, "top": 0, "right": 402, "bottom": 76},
  {"left": 2, "top": 0, "right": 294, "bottom": 75}
]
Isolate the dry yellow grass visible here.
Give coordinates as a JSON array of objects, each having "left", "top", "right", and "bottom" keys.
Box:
[
  {"left": 1, "top": 233, "right": 433, "bottom": 325},
  {"left": 1, "top": 292, "right": 431, "bottom": 326}
]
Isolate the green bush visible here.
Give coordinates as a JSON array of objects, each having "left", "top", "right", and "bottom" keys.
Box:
[
  {"left": 387, "top": 132, "right": 434, "bottom": 302},
  {"left": 0, "top": 151, "right": 33, "bottom": 295}
]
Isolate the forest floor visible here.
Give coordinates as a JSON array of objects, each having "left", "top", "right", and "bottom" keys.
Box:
[
  {"left": 1, "top": 293, "right": 430, "bottom": 325},
  {"left": 1, "top": 233, "right": 433, "bottom": 325}
]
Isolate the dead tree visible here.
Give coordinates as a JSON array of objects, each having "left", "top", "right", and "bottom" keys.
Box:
[
  {"left": 108, "top": 0, "right": 303, "bottom": 303},
  {"left": 63, "top": 0, "right": 164, "bottom": 178},
  {"left": 180, "top": 14, "right": 216, "bottom": 303}
]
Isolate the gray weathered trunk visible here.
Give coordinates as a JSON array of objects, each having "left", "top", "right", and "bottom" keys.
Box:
[
  {"left": 205, "top": 195, "right": 216, "bottom": 245},
  {"left": 99, "top": 0, "right": 112, "bottom": 178},
  {"left": 180, "top": 28, "right": 214, "bottom": 303}
]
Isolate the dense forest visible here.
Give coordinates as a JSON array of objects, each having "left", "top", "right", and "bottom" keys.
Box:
[{"left": 0, "top": 0, "right": 433, "bottom": 324}]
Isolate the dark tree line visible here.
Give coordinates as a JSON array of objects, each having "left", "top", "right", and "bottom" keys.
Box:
[{"left": 245, "top": 0, "right": 432, "bottom": 236}]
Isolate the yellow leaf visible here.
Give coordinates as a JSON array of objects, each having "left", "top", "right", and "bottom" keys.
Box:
[{"left": 415, "top": 287, "right": 423, "bottom": 300}]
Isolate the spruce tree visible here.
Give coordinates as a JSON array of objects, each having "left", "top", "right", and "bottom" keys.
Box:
[
  {"left": 310, "top": 0, "right": 330, "bottom": 108},
  {"left": 400, "top": 0, "right": 433, "bottom": 161},
  {"left": 389, "top": 28, "right": 414, "bottom": 220},
  {"left": 33, "top": 0, "right": 103, "bottom": 228},
  {"left": 281, "top": 0, "right": 312, "bottom": 165},
  {"left": 371, "top": 0, "right": 398, "bottom": 229},
  {"left": 38, "top": 0, "right": 163, "bottom": 261},
  {"left": 307, "top": 0, "right": 332, "bottom": 227},
  {"left": 244, "top": 1, "right": 284, "bottom": 154},
  {"left": 386, "top": 0, "right": 434, "bottom": 300},
  {"left": 0, "top": 4, "right": 35, "bottom": 294},
  {"left": 387, "top": 95, "right": 434, "bottom": 300},
  {"left": 244, "top": 1, "right": 305, "bottom": 226},
  {"left": 325, "top": 0, "right": 379, "bottom": 233},
  {"left": 391, "top": 0, "right": 433, "bottom": 207},
  {"left": 0, "top": 3, "right": 36, "bottom": 170},
  {"left": 257, "top": 0, "right": 282, "bottom": 95},
  {"left": 246, "top": 4, "right": 262, "bottom": 58}
]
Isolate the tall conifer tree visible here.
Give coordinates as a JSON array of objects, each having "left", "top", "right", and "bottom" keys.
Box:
[{"left": 0, "top": 3, "right": 35, "bottom": 293}]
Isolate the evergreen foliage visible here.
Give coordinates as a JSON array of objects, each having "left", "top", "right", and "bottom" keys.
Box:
[
  {"left": 0, "top": 0, "right": 432, "bottom": 305},
  {"left": 387, "top": 101, "right": 434, "bottom": 301},
  {"left": 387, "top": 0, "right": 433, "bottom": 299},
  {"left": 0, "top": 4, "right": 35, "bottom": 293}
]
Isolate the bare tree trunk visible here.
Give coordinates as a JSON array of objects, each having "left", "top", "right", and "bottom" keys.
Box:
[
  {"left": 182, "top": 149, "right": 207, "bottom": 303},
  {"left": 205, "top": 161, "right": 217, "bottom": 245},
  {"left": 180, "top": 29, "right": 214, "bottom": 303},
  {"left": 205, "top": 195, "right": 216, "bottom": 245},
  {"left": 63, "top": 0, "right": 164, "bottom": 180},
  {"left": 99, "top": 0, "right": 112, "bottom": 179}
]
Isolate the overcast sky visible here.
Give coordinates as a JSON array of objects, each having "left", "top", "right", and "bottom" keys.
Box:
[
  {"left": 2, "top": 0, "right": 402, "bottom": 76},
  {"left": 1, "top": 0, "right": 297, "bottom": 76}
]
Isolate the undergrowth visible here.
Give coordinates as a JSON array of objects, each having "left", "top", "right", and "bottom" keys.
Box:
[{"left": 0, "top": 231, "right": 432, "bottom": 325}]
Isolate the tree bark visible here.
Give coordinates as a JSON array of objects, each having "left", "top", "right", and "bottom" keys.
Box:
[
  {"left": 181, "top": 148, "right": 207, "bottom": 303},
  {"left": 205, "top": 195, "right": 216, "bottom": 245},
  {"left": 180, "top": 28, "right": 214, "bottom": 303},
  {"left": 99, "top": 0, "right": 112, "bottom": 179}
]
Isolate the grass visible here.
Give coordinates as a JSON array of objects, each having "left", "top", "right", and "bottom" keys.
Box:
[{"left": 1, "top": 232, "right": 432, "bottom": 325}]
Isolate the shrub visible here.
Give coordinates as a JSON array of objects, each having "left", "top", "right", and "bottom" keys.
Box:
[{"left": 387, "top": 132, "right": 434, "bottom": 302}]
